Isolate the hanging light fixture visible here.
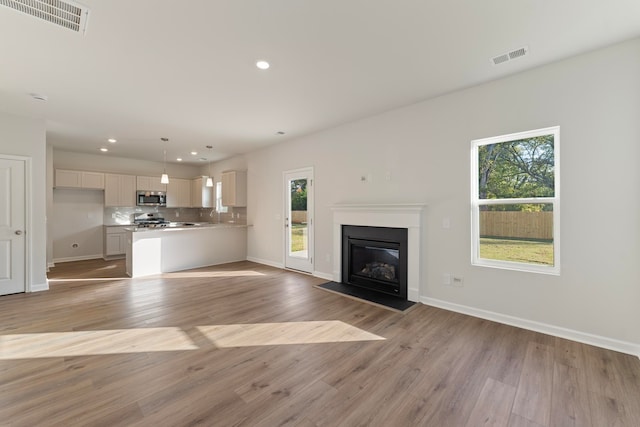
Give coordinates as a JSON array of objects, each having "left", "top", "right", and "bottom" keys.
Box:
[
  {"left": 205, "top": 145, "right": 214, "bottom": 187},
  {"left": 160, "top": 137, "right": 170, "bottom": 184}
]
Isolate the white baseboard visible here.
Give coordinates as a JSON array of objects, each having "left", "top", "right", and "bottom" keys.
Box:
[
  {"left": 313, "top": 271, "right": 333, "bottom": 281},
  {"left": 53, "top": 255, "right": 104, "bottom": 264},
  {"left": 47, "top": 262, "right": 55, "bottom": 269},
  {"left": 422, "top": 297, "right": 640, "bottom": 358},
  {"left": 246, "top": 256, "right": 284, "bottom": 269},
  {"left": 30, "top": 282, "right": 49, "bottom": 292}
]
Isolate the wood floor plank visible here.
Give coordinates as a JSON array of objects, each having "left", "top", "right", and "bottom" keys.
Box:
[
  {"left": 587, "top": 390, "right": 629, "bottom": 427},
  {"left": 512, "top": 341, "right": 554, "bottom": 426},
  {"left": 508, "top": 413, "right": 545, "bottom": 427},
  {"left": 0, "top": 259, "right": 638, "bottom": 426},
  {"left": 465, "top": 377, "right": 517, "bottom": 427},
  {"left": 550, "top": 362, "right": 592, "bottom": 427}
]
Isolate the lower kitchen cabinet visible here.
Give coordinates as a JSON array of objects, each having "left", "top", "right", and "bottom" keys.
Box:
[{"left": 104, "top": 225, "right": 129, "bottom": 258}]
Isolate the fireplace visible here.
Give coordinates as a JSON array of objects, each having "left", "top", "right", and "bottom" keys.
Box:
[
  {"left": 342, "top": 225, "right": 408, "bottom": 299},
  {"left": 332, "top": 203, "right": 425, "bottom": 302}
]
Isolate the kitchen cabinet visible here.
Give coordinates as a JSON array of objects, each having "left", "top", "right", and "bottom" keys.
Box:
[
  {"left": 191, "top": 177, "right": 213, "bottom": 208},
  {"left": 104, "top": 225, "right": 129, "bottom": 257},
  {"left": 104, "top": 173, "right": 136, "bottom": 207},
  {"left": 55, "top": 169, "right": 105, "bottom": 189},
  {"left": 136, "top": 175, "right": 167, "bottom": 192},
  {"left": 167, "top": 178, "right": 191, "bottom": 207},
  {"left": 221, "top": 170, "right": 247, "bottom": 207}
]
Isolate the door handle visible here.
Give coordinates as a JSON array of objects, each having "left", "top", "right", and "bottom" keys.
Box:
[{"left": 15, "top": 230, "right": 23, "bottom": 235}]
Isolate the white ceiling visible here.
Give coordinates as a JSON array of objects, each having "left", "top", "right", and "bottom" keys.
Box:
[{"left": 1, "top": 1, "right": 639, "bottom": 165}]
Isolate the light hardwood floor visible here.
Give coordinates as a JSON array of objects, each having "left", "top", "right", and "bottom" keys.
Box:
[{"left": 1, "top": 260, "right": 638, "bottom": 426}]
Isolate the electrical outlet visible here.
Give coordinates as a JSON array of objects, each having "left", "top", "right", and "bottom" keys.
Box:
[
  {"left": 442, "top": 273, "right": 451, "bottom": 286},
  {"left": 453, "top": 276, "right": 464, "bottom": 287},
  {"left": 175, "top": 212, "right": 180, "bottom": 218}
]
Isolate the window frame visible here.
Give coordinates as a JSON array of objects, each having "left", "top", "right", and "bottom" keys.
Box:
[{"left": 470, "top": 126, "right": 560, "bottom": 275}]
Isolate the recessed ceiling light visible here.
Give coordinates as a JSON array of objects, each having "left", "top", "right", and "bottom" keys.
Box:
[
  {"left": 176, "top": 158, "right": 183, "bottom": 162},
  {"left": 100, "top": 147, "right": 108, "bottom": 152},
  {"left": 191, "top": 151, "right": 198, "bottom": 155},
  {"left": 107, "top": 138, "right": 117, "bottom": 143},
  {"left": 256, "top": 60, "right": 270, "bottom": 70}
]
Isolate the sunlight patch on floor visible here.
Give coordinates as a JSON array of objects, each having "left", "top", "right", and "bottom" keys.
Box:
[
  {"left": 197, "top": 321, "right": 385, "bottom": 348},
  {"left": 0, "top": 327, "right": 198, "bottom": 359},
  {"left": 0, "top": 321, "right": 384, "bottom": 359}
]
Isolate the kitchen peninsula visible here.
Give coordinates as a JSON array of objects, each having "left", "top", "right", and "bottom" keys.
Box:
[{"left": 125, "top": 223, "right": 247, "bottom": 278}]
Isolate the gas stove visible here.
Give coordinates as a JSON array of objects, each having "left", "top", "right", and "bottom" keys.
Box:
[{"left": 133, "top": 213, "right": 170, "bottom": 228}]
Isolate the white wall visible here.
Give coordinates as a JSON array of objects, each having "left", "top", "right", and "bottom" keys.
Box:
[
  {"left": 242, "top": 38, "right": 640, "bottom": 350},
  {"left": 52, "top": 189, "right": 105, "bottom": 262},
  {"left": 0, "top": 112, "right": 47, "bottom": 291}
]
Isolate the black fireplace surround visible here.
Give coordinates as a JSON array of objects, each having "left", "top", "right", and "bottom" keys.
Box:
[{"left": 341, "top": 225, "right": 408, "bottom": 299}]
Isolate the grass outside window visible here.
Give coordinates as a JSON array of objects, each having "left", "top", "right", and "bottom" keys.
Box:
[
  {"left": 479, "top": 237, "right": 553, "bottom": 266},
  {"left": 290, "top": 223, "right": 308, "bottom": 253}
]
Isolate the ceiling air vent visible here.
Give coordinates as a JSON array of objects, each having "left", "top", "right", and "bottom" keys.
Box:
[
  {"left": 0, "top": 0, "right": 90, "bottom": 34},
  {"left": 491, "top": 46, "right": 529, "bottom": 66}
]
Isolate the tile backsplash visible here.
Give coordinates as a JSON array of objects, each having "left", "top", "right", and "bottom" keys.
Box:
[{"left": 103, "top": 206, "right": 246, "bottom": 225}]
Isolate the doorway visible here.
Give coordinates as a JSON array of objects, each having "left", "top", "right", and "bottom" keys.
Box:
[
  {"left": 284, "top": 167, "right": 314, "bottom": 273},
  {"left": 0, "top": 157, "right": 26, "bottom": 295}
]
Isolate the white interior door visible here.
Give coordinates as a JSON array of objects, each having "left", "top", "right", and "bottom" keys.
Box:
[
  {"left": 0, "top": 158, "right": 26, "bottom": 296},
  {"left": 284, "top": 168, "right": 314, "bottom": 273}
]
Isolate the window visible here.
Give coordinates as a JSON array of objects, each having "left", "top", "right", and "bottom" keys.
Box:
[
  {"left": 216, "top": 181, "right": 228, "bottom": 213},
  {"left": 471, "top": 126, "right": 560, "bottom": 274}
]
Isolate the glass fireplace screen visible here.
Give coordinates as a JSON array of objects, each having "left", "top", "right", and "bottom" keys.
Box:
[{"left": 351, "top": 245, "right": 400, "bottom": 284}]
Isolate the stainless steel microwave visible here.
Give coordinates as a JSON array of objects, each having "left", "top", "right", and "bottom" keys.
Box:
[{"left": 137, "top": 191, "right": 167, "bottom": 207}]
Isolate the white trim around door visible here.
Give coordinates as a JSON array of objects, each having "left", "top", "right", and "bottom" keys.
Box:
[{"left": 283, "top": 167, "right": 314, "bottom": 273}]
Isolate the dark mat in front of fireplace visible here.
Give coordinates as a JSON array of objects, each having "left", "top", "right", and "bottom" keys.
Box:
[{"left": 316, "top": 281, "right": 415, "bottom": 312}]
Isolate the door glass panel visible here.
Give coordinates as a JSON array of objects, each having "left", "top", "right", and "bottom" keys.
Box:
[{"left": 289, "top": 178, "right": 308, "bottom": 258}]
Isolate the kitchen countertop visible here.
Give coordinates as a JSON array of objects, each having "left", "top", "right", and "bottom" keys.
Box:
[{"left": 125, "top": 222, "right": 249, "bottom": 232}]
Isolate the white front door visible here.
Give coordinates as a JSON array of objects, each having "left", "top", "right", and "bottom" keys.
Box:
[
  {"left": 284, "top": 168, "right": 314, "bottom": 273},
  {"left": 0, "top": 158, "right": 26, "bottom": 295}
]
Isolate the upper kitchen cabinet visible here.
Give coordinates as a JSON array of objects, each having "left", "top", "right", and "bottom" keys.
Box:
[
  {"left": 221, "top": 170, "right": 247, "bottom": 207},
  {"left": 137, "top": 176, "right": 167, "bottom": 192},
  {"left": 192, "top": 177, "right": 213, "bottom": 208},
  {"left": 104, "top": 173, "right": 136, "bottom": 207},
  {"left": 55, "top": 169, "right": 105, "bottom": 189},
  {"left": 167, "top": 178, "right": 191, "bottom": 207}
]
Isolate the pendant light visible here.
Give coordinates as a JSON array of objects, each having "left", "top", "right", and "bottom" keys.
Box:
[
  {"left": 205, "top": 145, "right": 214, "bottom": 187},
  {"left": 160, "top": 138, "right": 169, "bottom": 184}
]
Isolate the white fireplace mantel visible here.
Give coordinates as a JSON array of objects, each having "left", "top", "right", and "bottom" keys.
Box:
[{"left": 332, "top": 203, "right": 426, "bottom": 302}]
